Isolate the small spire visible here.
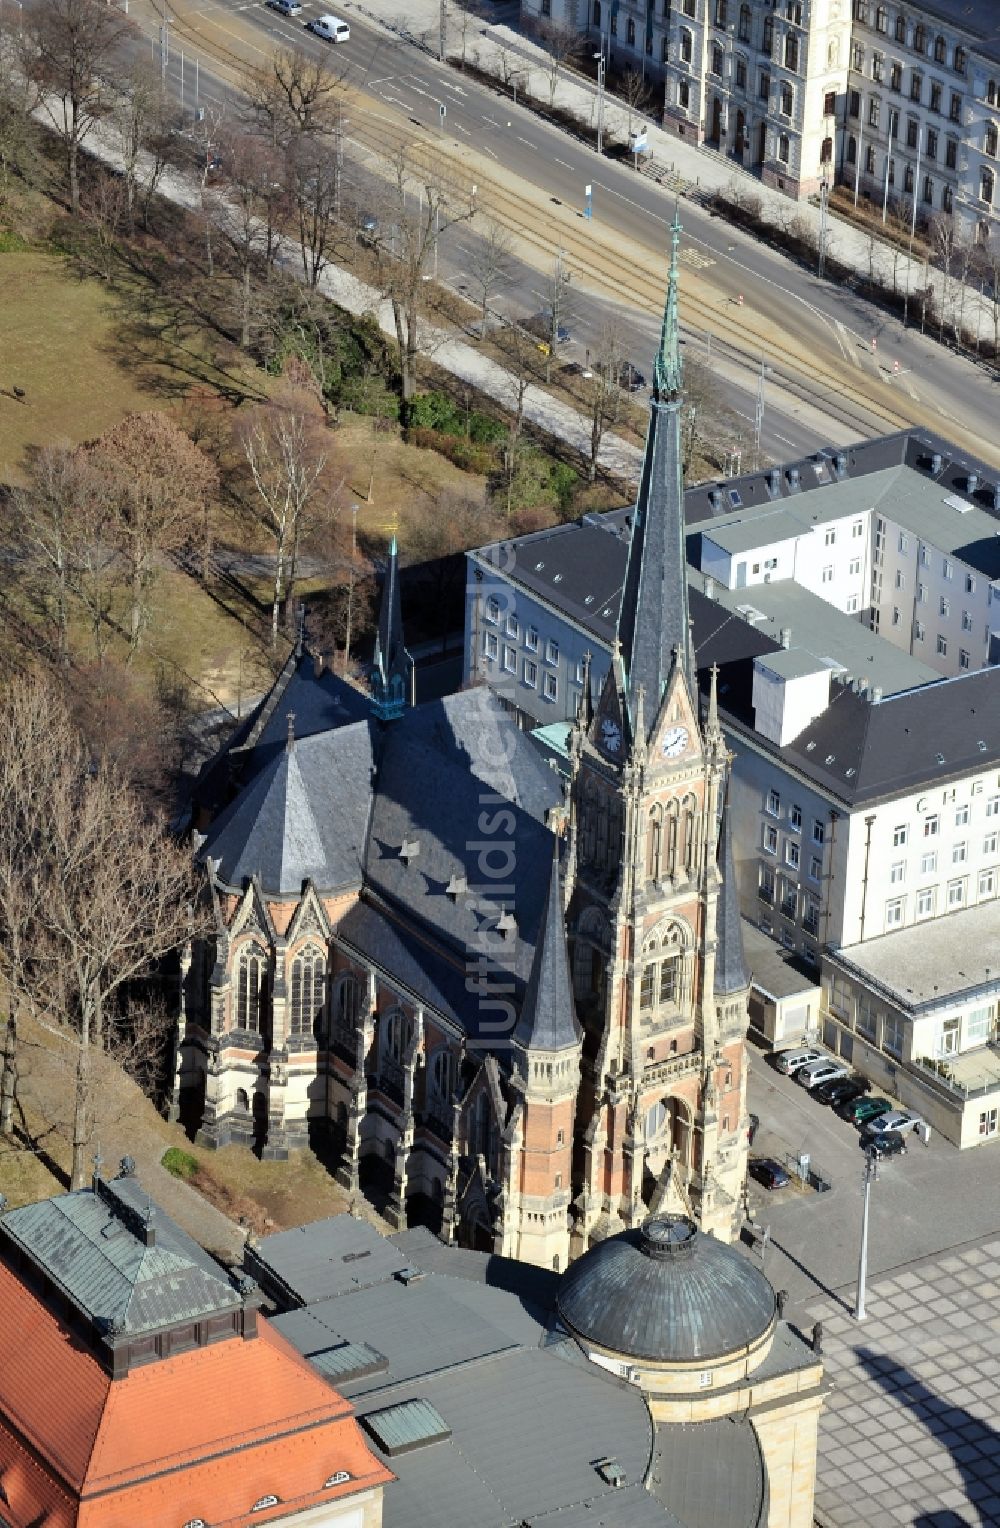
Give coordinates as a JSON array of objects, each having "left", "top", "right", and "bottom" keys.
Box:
[
  {"left": 286, "top": 711, "right": 295, "bottom": 753},
  {"left": 633, "top": 683, "right": 646, "bottom": 747},
  {"left": 577, "top": 650, "right": 594, "bottom": 728},
  {"left": 654, "top": 206, "right": 683, "bottom": 402},
  {"left": 707, "top": 663, "right": 721, "bottom": 735}
]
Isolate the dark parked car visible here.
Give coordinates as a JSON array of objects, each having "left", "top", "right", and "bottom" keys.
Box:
[
  {"left": 749, "top": 1157, "right": 790, "bottom": 1190},
  {"left": 814, "top": 1076, "right": 869, "bottom": 1107},
  {"left": 867, "top": 1129, "right": 907, "bottom": 1160},
  {"left": 836, "top": 1095, "right": 893, "bottom": 1126}
]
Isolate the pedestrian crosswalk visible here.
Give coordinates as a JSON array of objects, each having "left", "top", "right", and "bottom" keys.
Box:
[{"left": 678, "top": 246, "right": 716, "bottom": 269}]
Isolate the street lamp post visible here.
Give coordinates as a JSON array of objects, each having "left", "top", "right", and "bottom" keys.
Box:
[
  {"left": 594, "top": 45, "right": 606, "bottom": 156},
  {"left": 855, "top": 1149, "right": 878, "bottom": 1322}
]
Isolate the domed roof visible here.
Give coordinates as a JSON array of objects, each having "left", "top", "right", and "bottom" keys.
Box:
[{"left": 557, "top": 1216, "right": 776, "bottom": 1364}]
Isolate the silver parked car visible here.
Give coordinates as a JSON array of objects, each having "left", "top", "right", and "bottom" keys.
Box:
[
  {"left": 863, "top": 1109, "right": 924, "bottom": 1137},
  {"left": 796, "top": 1058, "right": 853, "bottom": 1090},
  {"left": 775, "top": 1046, "right": 824, "bottom": 1075}
]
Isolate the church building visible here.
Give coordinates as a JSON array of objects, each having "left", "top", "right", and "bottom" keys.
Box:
[{"left": 172, "top": 216, "right": 752, "bottom": 1268}]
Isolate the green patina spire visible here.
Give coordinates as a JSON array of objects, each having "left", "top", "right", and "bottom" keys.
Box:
[{"left": 653, "top": 207, "right": 683, "bottom": 401}]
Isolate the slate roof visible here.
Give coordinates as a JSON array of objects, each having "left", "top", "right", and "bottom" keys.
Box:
[
  {"left": 649, "top": 1417, "right": 768, "bottom": 1528},
  {"left": 0, "top": 1174, "right": 240, "bottom": 1338},
  {"left": 246, "top": 1214, "right": 412, "bottom": 1307},
  {"left": 201, "top": 720, "right": 375, "bottom": 895},
  {"left": 714, "top": 792, "right": 749, "bottom": 997},
  {"left": 513, "top": 845, "right": 582, "bottom": 1053},
  {"left": 557, "top": 1216, "right": 775, "bottom": 1363},
  {"left": 889, "top": 1, "right": 1000, "bottom": 64}
]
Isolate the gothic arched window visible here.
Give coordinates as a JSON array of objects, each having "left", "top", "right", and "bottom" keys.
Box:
[
  {"left": 236, "top": 943, "right": 267, "bottom": 1034},
  {"left": 383, "top": 1007, "right": 415, "bottom": 1064},
  {"left": 334, "top": 973, "right": 360, "bottom": 1037},
  {"left": 290, "top": 944, "right": 326, "bottom": 1037},
  {"left": 429, "top": 1048, "right": 457, "bottom": 1104}
]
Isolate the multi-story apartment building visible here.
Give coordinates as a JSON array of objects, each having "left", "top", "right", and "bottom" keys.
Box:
[
  {"left": 533, "top": 0, "right": 1000, "bottom": 222},
  {"left": 847, "top": 0, "right": 1000, "bottom": 243},
  {"left": 660, "top": 0, "right": 852, "bottom": 197}
]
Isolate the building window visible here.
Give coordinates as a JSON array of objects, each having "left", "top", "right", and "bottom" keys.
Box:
[
  {"left": 852, "top": 42, "right": 864, "bottom": 73},
  {"left": 627, "top": 16, "right": 636, "bottom": 44},
  {"left": 885, "top": 898, "right": 904, "bottom": 929},
  {"left": 822, "top": 565, "right": 834, "bottom": 583},
  {"left": 982, "top": 168, "right": 995, "bottom": 205},
  {"left": 759, "top": 863, "right": 775, "bottom": 903},
  {"left": 790, "top": 804, "right": 802, "bottom": 831},
  {"left": 916, "top": 887, "right": 935, "bottom": 918},
  {"left": 949, "top": 92, "right": 962, "bottom": 123},
  {"left": 808, "top": 855, "right": 822, "bottom": 881},
  {"left": 290, "top": 944, "right": 326, "bottom": 1037},
  {"left": 786, "top": 841, "right": 800, "bottom": 869},
  {"left": 784, "top": 34, "right": 798, "bottom": 72},
  {"left": 710, "top": 42, "right": 723, "bottom": 76},
  {"left": 525, "top": 625, "right": 539, "bottom": 652},
  {"left": 884, "top": 1013, "right": 904, "bottom": 1057},
  {"left": 953, "top": 841, "right": 968, "bottom": 864},
  {"left": 920, "top": 850, "right": 938, "bottom": 874},
  {"left": 824, "top": 89, "right": 836, "bottom": 117},
  {"left": 978, "top": 868, "right": 997, "bottom": 899},
  {"left": 678, "top": 73, "right": 689, "bottom": 100},
  {"left": 545, "top": 638, "right": 559, "bottom": 664},
  {"left": 986, "top": 833, "right": 1000, "bottom": 856},
  {"left": 955, "top": 804, "right": 970, "bottom": 827},
  {"left": 914, "top": 23, "right": 926, "bottom": 54},
  {"left": 918, "top": 582, "right": 927, "bottom": 603},
  {"left": 890, "top": 860, "right": 906, "bottom": 884},
  {"left": 937, "top": 635, "right": 948, "bottom": 656},
  {"left": 849, "top": 90, "right": 860, "bottom": 119},
  {"left": 930, "top": 82, "right": 942, "bottom": 113},
  {"left": 934, "top": 34, "right": 946, "bottom": 64},
  {"left": 780, "top": 81, "right": 793, "bottom": 116},
  {"left": 953, "top": 45, "right": 966, "bottom": 75},
  {"left": 484, "top": 595, "right": 500, "bottom": 623},
  {"left": 869, "top": 96, "right": 880, "bottom": 128},
  {"left": 523, "top": 658, "right": 537, "bottom": 687},
  {"left": 738, "top": 2, "right": 751, "bottom": 42},
  {"left": 980, "top": 1108, "right": 999, "bottom": 1138},
  {"left": 846, "top": 595, "right": 860, "bottom": 613},
  {"left": 926, "top": 128, "right": 938, "bottom": 159},
  {"left": 986, "top": 124, "right": 998, "bottom": 158},
  {"left": 968, "top": 1005, "right": 993, "bottom": 1045},
  {"left": 334, "top": 974, "right": 359, "bottom": 1035},
  {"left": 503, "top": 644, "right": 517, "bottom": 673},
  {"left": 764, "top": 824, "right": 778, "bottom": 854},
  {"left": 812, "top": 820, "right": 825, "bottom": 845},
  {"left": 236, "top": 944, "right": 268, "bottom": 1034},
  {"left": 483, "top": 630, "right": 499, "bottom": 661},
  {"left": 947, "top": 879, "right": 966, "bottom": 908},
  {"left": 890, "top": 60, "right": 902, "bottom": 92},
  {"left": 940, "top": 592, "right": 951, "bottom": 614},
  {"left": 766, "top": 789, "right": 781, "bottom": 816},
  {"left": 849, "top": 557, "right": 861, "bottom": 575},
  {"left": 505, "top": 612, "right": 519, "bottom": 638},
  {"left": 987, "top": 797, "right": 1000, "bottom": 819},
  {"left": 874, "top": 3, "right": 887, "bottom": 32},
  {"left": 893, "top": 824, "right": 908, "bottom": 847},
  {"left": 872, "top": 52, "right": 884, "bottom": 84},
  {"left": 824, "top": 528, "right": 836, "bottom": 547},
  {"left": 543, "top": 672, "right": 558, "bottom": 702},
  {"left": 680, "top": 27, "right": 692, "bottom": 62},
  {"left": 778, "top": 133, "right": 790, "bottom": 163},
  {"left": 962, "top": 610, "right": 973, "bottom": 632},
  {"left": 760, "top": 71, "right": 771, "bottom": 102},
  {"left": 938, "top": 1015, "right": 960, "bottom": 1056},
  {"left": 895, "top": 569, "right": 905, "bottom": 589},
  {"left": 735, "top": 56, "right": 747, "bottom": 89},
  {"left": 924, "top": 815, "right": 939, "bottom": 837},
  {"left": 915, "top": 620, "right": 925, "bottom": 641},
  {"left": 894, "top": 13, "right": 905, "bottom": 43}
]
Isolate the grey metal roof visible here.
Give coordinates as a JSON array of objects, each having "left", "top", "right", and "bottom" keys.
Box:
[
  {"left": 531, "top": 1488, "right": 686, "bottom": 1527},
  {"left": 740, "top": 920, "right": 820, "bottom": 1003},
  {"left": 617, "top": 385, "right": 693, "bottom": 733},
  {"left": 514, "top": 845, "right": 582, "bottom": 1053},
  {"left": 650, "top": 1418, "right": 768, "bottom": 1528},
  {"left": 714, "top": 793, "right": 748, "bottom": 998},
  {"left": 0, "top": 1174, "right": 239, "bottom": 1336},
  {"left": 557, "top": 1217, "right": 775, "bottom": 1363},
  {"left": 361, "top": 1397, "right": 451, "bottom": 1456},
  {"left": 246, "top": 1214, "right": 411, "bottom": 1306},
  {"left": 201, "top": 720, "right": 374, "bottom": 895}
]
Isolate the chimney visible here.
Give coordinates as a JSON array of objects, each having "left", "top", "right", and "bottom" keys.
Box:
[
  {"left": 705, "top": 575, "right": 716, "bottom": 601},
  {"left": 967, "top": 472, "right": 979, "bottom": 495},
  {"left": 776, "top": 1289, "right": 788, "bottom": 1318},
  {"left": 871, "top": 685, "right": 883, "bottom": 703},
  {"left": 779, "top": 627, "right": 791, "bottom": 649},
  {"left": 930, "top": 452, "right": 942, "bottom": 474},
  {"left": 812, "top": 1321, "right": 824, "bottom": 1355},
  {"left": 788, "top": 467, "right": 800, "bottom": 488},
  {"left": 708, "top": 488, "right": 722, "bottom": 511},
  {"left": 834, "top": 451, "right": 848, "bottom": 478},
  {"left": 767, "top": 468, "right": 780, "bottom": 493},
  {"left": 992, "top": 485, "right": 1000, "bottom": 511}
]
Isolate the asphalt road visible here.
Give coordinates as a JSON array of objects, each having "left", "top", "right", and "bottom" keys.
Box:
[{"left": 140, "top": 0, "right": 1000, "bottom": 465}]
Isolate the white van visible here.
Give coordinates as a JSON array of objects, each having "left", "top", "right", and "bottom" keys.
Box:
[
  {"left": 308, "top": 13, "right": 350, "bottom": 40},
  {"left": 774, "top": 1046, "right": 824, "bottom": 1076}
]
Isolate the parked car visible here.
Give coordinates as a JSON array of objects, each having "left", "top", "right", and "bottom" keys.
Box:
[
  {"left": 774, "top": 1046, "right": 824, "bottom": 1075},
  {"left": 795, "top": 1058, "right": 853, "bottom": 1089},
  {"left": 749, "top": 1157, "right": 790, "bottom": 1190},
  {"left": 598, "top": 360, "right": 646, "bottom": 391},
  {"left": 748, "top": 1112, "right": 760, "bottom": 1146},
  {"left": 813, "top": 1076, "right": 870, "bottom": 1107},
  {"left": 836, "top": 1095, "right": 894, "bottom": 1126},
  {"left": 863, "top": 1109, "right": 923, "bottom": 1138},
  {"left": 308, "top": 13, "right": 350, "bottom": 41},
  {"left": 267, "top": 0, "right": 303, "bottom": 14},
  {"left": 866, "top": 1129, "right": 908, "bottom": 1160}
]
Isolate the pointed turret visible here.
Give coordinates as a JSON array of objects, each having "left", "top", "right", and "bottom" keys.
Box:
[
  {"left": 616, "top": 210, "right": 693, "bottom": 741},
  {"left": 514, "top": 841, "right": 582, "bottom": 1053},
  {"left": 371, "top": 536, "right": 414, "bottom": 721},
  {"left": 714, "top": 784, "right": 749, "bottom": 997}
]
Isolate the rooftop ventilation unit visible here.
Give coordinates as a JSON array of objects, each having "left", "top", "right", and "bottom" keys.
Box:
[
  {"left": 594, "top": 1458, "right": 626, "bottom": 1488},
  {"left": 930, "top": 452, "right": 943, "bottom": 474},
  {"left": 968, "top": 472, "right": 979, "bottom": 495},
  {"left": 394, "top": 1266, "right": 426, "bottom": 1286}
]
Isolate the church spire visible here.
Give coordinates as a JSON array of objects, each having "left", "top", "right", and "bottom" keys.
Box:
[
  {"left": 615, "top": 212, "right": 692, "bottom": 740},
  {"left": 653, "top": 207, "right": 683, "bottom": 402},
  {"left": 371, "top": 535, "right": 414, "bottom": 722},
  {"left": 514, "top": 840, "right": 582, "bottom": 1055}
]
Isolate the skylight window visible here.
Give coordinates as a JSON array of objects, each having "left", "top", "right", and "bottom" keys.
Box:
[
  {"left": 362, "top": 1398, "right": 452, "bottom": 1457},
  {"left": 825, "top": 754, "right": 836, "bottom": 765},
  {"left": 535, "top": 560, "right": 545, "bottom": 570},
  {"left": 728, "top": 489, "right": 742, "bottom": 507}
]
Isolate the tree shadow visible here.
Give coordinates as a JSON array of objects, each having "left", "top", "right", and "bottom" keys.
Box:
[{"left": 856, "top": 1346, "right": 1000, "bottom": 1527}]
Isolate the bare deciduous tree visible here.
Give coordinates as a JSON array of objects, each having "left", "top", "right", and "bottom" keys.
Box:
[
  {"left": 0, "top": 32, "right": 32, "bottom": 207},
  {"left": 617, "top": 66, "right": 652, "bottom": 140},
  {"left": 538, "top": 21, "right": 581, "bottom": 107},
  {"left": 20, "top": 0, "right": 132, "bottom": 216},
  {"left": 467, "top": 217, "right": 515, "bottom": 336},
  {"left": 371, "top": 146, "right": 476, "bottom": 414},
  {"left": 287, "top": 131, "right": 343, "bottom": 288},
  {"left": 240, "top": 388, "right": 332, "bottom": 644},
  {"left": 208, "top": 131, "right": 285, "bottom": 346},
  {"left": 112, "top": 66, "right": 172, "bottom": 233},
  {"left": 0, "top": 675, "right": 200, "bottom": 1187},
  {"left": 587, "top": 318, "right": 630, "bottom": 483},
  {"left": 85, "top": 413, "right": 220, "bottom": 656},
  {"left": 245, "top": 45, "right": 345, "bottom": 147},
  {"left": 7, "top": 444, "right": 91, "bottom": 665}
]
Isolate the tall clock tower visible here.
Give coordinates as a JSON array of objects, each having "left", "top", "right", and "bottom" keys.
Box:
[{"left": 566, "top": 214, "right": 751, "bottom": 1250}]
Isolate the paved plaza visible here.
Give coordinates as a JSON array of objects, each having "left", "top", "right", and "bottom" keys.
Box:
[{"left": 745, "top": 1052, "right": 1000, "bottom": 1527}]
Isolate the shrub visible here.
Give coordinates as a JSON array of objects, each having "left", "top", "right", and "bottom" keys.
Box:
[{"left": 162, "top": 1146, "right": 199, "bottom": 1180}]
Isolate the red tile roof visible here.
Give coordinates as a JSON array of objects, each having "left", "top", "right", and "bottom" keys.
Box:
[{"left": 0, "top": 1259, "right": 392, "bottom": 1528}]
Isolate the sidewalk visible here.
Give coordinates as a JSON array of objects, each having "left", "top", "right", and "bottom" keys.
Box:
[{"left": 338, "top": 0, "right": 994, "bottom": 341}]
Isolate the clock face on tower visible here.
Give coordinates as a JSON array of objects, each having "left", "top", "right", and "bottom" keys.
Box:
[
  {"left": 600, "top": 718, "right": 622, "bottom": 755},
  {"left": 661, "top": 725, "right": 689, "bottom": 759}
]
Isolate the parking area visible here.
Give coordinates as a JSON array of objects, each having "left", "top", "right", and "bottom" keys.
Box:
[{"left": 744, "top": 1044, "right": 1000, "bottom": 1314}]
